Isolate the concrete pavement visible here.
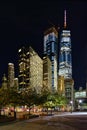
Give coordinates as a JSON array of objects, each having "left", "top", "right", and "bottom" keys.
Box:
[{"left": 0, "top": 112, "right": 87, "bottom": 130}]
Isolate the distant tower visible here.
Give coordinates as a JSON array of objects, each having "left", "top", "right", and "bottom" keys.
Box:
[
  {"left": 14, "top": 78, "right": 19, "bottom": 90},
  {"left": 8, "top": 63, "right": 15, "bottom": 88},
  {"left": 59, "top": 10, "right": 72, "bottom": 79},
  {"left": 44, "top": 27, "right": 58, "bottom": 92},
  {"left": 1, "top": 73, "right": 8, "bottom": 89}
]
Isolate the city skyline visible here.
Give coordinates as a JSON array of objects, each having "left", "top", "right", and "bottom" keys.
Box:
[{"left": 0, "top": 1, "right": 87, "bottom": 89}]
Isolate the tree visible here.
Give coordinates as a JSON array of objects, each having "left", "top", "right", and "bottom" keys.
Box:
[
  {"left": 42, "top": 93, "right": 68, "bottom": 113},
  {"left": 39, "top": 86, "right": 51, "bottom": 105},
  {"left": 43, "top": 94, "right": 55, "bottom": 115},
  {"left": 54, "top": 94, "right": 67, "bottom": 111},
  {"left": 21, "top": 88, "right": 38, "bottom": 115},
  {"left": 8, "top": 88, "right": 22, "bottom": 119},
  {"left": 0, "top": 88, "right": 9, "bottom": 116}
]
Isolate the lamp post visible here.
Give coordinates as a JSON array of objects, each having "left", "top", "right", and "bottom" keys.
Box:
[{"left": 70, "top": 81, "right": 74, "bottom": 113}]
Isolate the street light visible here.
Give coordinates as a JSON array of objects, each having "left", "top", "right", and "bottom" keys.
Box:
[
  {"left": 79, "top": 99, "right": 82, "bottom": 103},
  {"left": 70, "top": 100, "right": 73, "bottom": 113},
  {"left": 79, "top": 100, "right": 82, "bottom": 111}
]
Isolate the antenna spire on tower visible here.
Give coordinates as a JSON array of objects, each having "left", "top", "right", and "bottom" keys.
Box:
[{"left": 64, "top": 10, "right": 67, "bottom": 28}]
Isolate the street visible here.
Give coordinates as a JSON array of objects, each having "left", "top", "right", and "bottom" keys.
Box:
[{"left": 0, "top": 112, "right": 87, "bottom": 130}]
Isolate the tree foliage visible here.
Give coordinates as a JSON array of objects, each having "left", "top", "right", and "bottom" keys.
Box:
[
  {"left": 0, "top": 88, "right": 9, "bottom": 115},
  {"left": 21, "top": 88, "right": 39, "bottom": 114}
]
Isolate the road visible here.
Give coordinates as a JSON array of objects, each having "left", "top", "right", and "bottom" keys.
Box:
[{"left": 0, "top": 112, "right": 87, "bottom": 130}]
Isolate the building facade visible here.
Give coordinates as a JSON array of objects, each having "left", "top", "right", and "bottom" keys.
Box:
[
  {"left": 59, "top": 11, "right": 72, "bottom": 79},
  {"left": 18, "top": 46, "right": 43, "bottom": 93},
  {"left": 43, "top": 27, "right": 58, "bottom": 92},
  {"left": 43, "top": 55, "right": 52, "bottom": 92},
  {"left": 58, "top": 75, "right": 65, "bottom": 95},
  {"left": 64, "top": 79, "right": 74, "bottom": 100},
  {"left": 18, "top": 47, "right": 26, "bottom": 90},
  {"left": 26, "top": 46, "right": 43, "bottom": 93},
  {"left": 59, "top": 30, "right": 72, "bottom": 79},
  {"left": 75, "top": 87, "right": 87, "bottom": 111}
]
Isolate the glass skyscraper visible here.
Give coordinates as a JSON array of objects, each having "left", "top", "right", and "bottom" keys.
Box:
[
  {"left": 58, "top": 10, "right": 74, "bottom": 104},
  {"left": 44, "top": 27, "right": 58, "bottom": 92},
  {"left": 59, "top": 10, "right": 72, "bottom": 79}
]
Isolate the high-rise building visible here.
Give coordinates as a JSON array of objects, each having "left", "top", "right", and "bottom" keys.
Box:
[
  {"left": 44, "top": 27, "right": 58, "bottom": 92},
  {"left": 26, "top": 46, "right": 43, "bottom": 93},
  {"left": 43, "top": 55, "right": 52, "bottom": 92},
  {"left": 18, "top": 47, "right": 26, "bottom": 90},
  {"left": 59, "top": 10, "right": 72, "bottom": 79},
  {"left": 8, "top": 63, "right": 15, "bottom": 88},
  {"left": 18, "top": 46, "right": 43, "bottom": 93},
  {"left": 58, "top": 10, "right": 74, "bottom": 105}
]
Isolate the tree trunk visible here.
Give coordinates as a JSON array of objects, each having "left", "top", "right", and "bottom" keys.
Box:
[
  {"left": 47, "top": 107, "right": 48, "bottom": 115},
  {"left": 0, "top": 109, "right": 1, "bottom": 116},
  {"left": 51, "top": 108, "right": 52, "bottom": 115},
  {"left": 0, "top": 106, "right": 2, "bottom": 116},
  {"left": 14, "top": 106, "right": 16, "bottom": 119}
]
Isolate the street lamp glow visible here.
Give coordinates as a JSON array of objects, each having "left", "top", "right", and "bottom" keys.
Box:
[
  {"left": 70, "top": 100, "right": 73, "bottom": 104},
  {"left": 79, "top": 100, "right": 82, "bottom": 103}
]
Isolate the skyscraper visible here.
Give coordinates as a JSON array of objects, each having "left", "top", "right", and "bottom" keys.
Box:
[
  {"left": 44, "top": 27, "right": 58, "bottom": 92},
  {"left": 59, "top": 10, "right": 72, "bottom": 79},
  {"left": 58, "top": 10, "right": 74, "bottom": 104},
  {"left": 8, "top": 63, "right": 15, "bottom": 88}
]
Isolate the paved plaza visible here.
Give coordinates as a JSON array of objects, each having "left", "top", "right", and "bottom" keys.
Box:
[{"left": 0, "top": 112, "right": 87, "bottom": 130}]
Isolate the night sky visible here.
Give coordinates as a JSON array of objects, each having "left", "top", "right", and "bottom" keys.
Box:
[{"left": 0, "top": 1, "right": 87, "bottom": 89}]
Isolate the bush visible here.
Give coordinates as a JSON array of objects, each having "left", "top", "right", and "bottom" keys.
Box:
[{"left": 0, "top": 115, "right": 15, "bottom": 123}]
